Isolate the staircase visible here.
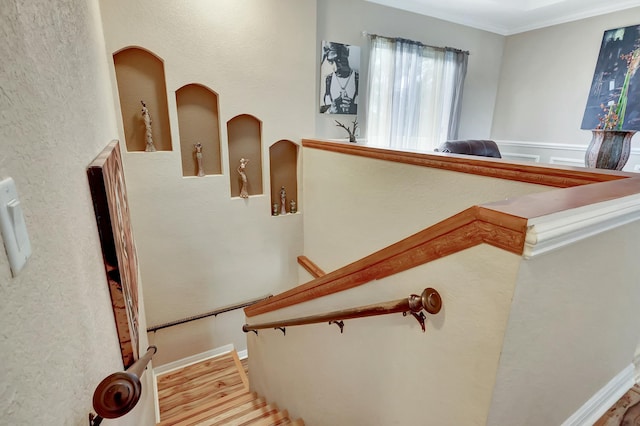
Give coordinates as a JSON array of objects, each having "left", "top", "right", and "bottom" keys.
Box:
[{"left": 156, "top": 350, "right": 304, "bottom": 426}]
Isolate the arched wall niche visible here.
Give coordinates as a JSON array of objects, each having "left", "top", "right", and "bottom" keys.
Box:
[
  {"left": 176, "top": 84, "right": 222, "bottom": 177},
  {"left": 269, "top": 140, "right": 299, "bottom": 215},
  {"left": 227, "top": 114, "right": 263, "bottom": 198},
  {"left": 113, "top": 46, "right": 172, "bottom": 152}
]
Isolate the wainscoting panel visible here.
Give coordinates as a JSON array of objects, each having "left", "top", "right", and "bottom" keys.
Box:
[{"left": 496, "top": 140, "right": 640, "bottom": 173}]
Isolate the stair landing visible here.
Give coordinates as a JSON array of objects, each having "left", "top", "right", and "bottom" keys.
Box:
[{"left": 156, "top": 350, "right": 303, "bottom": 426}]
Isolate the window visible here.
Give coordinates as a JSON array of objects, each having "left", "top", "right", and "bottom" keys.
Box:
[{"left": 366, "top": 35, "right": 469, "bottom": 151}]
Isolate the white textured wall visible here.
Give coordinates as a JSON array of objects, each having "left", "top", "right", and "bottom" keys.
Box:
[
  {"left": 246, "top": 147, "right": 550, "bottom": 425},
  {"left": 249, "top": 246, "right": 522, "bottom": 425},
  {"left": 492, "top": 7, "right": 640, "bottom": 146},
  {"left": 302, "top": 147, "right": 551, "bottom": 272},
  {"left": 487, "top": 222, "right": 640, "bottom": 425},
  {"left": 99, "top": 0, "right": 317, "bottom": 366},
  {"left": 0, "top": 0, "right": 155, "bottom": 424},
  {"left": 315, "top": 0, "right": 506, "bottom": 142}
]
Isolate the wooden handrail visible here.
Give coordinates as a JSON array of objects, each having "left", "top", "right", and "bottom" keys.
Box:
[
  {"left": 148, "top": 294, "right": 272, "bottom": 332},
  {"left": 91, "top": 346, "right": 157, "bottom": 424},
  {"left": 302, "top": 139, "right": 634, "bottom": 188},
  {"left": 245, "top": 206, "right": 526, "bottom": 317},
  {"left": 243, "top": 288, "right": 442, "bottom": 334},
  {"left": 297, "top": 255, "right": 326, "bottom": 278}
]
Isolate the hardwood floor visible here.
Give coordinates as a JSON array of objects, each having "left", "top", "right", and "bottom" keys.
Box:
[{"left": 594, "top": 384, "right": 640, "bottom": 425}]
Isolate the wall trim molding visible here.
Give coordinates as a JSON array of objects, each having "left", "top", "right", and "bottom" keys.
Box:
[
  {"left": 524, "top": 193, "right": 640, "bottom": 258},
  {"left": 153, "top": 343, "right": 235, "bottom": 376},
  {"left": 496, "top": 139, "right": 588, "bottom": 152},
  {"left": 561, "top": 364, "right": 635, "bottom": 426},
  {"left": 496, "top": 139, "right": 640, "bottom": 156}
]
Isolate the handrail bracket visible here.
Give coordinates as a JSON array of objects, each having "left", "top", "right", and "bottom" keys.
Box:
[
  {"left": 329, "top": 320, "right": 345, "bottom": 333},
  {"left": 404, "top": 311, "right": 427, "bottom": 332}
]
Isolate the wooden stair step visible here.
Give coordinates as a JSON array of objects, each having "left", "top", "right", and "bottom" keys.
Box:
[
  {"left": 243, "top": 409, "right": 290, "bottom": 426},
  {"left": 155, "top": 350, "right": 303, "bottom": 426},
  {"left": 159, "top": 379, "right": 247, "bottom": 417},
  {"left": 233, "top": 403, "right": 280, "bottom": 426},
  {"left": 193, "top": 397, "right": 267, "bottom": 426},
  {"left": 157, "top": 356, "right": 236, "bottom": 387},
  {"left": 158, "top": 390, "right": 256, "bottom": 426}
]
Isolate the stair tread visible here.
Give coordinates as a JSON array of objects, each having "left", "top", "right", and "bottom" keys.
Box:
[
  {"left": 155, "top": 350, "right": 303, "bottom": 426},
  {"left": 158, "top": 391, "right": 256, "bottom": 425},
  {"left": 192, "top": 397, "right": 267, "bottom": 426},
  {"left": 243, "top": 409, "right": 290, "bottom": 426},
  {"left": 232, "top": 403, "right": 280, "bottom": 426}
]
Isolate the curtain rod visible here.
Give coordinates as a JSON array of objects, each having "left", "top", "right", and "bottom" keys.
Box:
[{"left": 361, "top": 30, "right": 469, "bottom": 55}]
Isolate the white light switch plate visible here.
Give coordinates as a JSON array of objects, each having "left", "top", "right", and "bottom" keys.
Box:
[{"left": 0, "top": 177, "right": 31, "bottom": 276}]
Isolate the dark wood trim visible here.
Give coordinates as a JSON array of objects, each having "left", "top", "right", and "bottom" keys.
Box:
[
  {"left": 302, "top": 139, "right": 633, "bottom": 188},
  {"left": 297, "top": 256, "right": 326, "bottom": 278}
]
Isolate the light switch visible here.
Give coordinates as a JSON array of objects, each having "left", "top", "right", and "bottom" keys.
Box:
[{"left": 0, "top": 177, "right": 32, "bottom": 276}]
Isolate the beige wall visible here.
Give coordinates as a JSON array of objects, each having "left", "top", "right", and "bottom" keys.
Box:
[
  {"left": 488, "top": 221, "right": 640, "bottom": 425},
  {"left": 301, "top": 146, "right": 551, "bottom": 272},
  {"left": 316, "top": 0, "right": 506, "bottom": 142},
  {"left": 492, "top": 7, "right": 640, "bottom": 145},
  {"left": 0, "top": 0, "right": 154, "bottom": 424},
  {"left": 247, "top": 146, "right": 553, "bottom": 424},
  {"left": 250, "top": 146, "right": 640, "bottom": 424},
  {"left": 249, "top": 246, "right": 523, "bottom": 425},
  {"left": 99, "top": 0, "right": 317, "bottom": 366}
]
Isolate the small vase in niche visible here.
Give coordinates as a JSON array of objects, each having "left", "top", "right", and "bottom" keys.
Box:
[
  {"left": 141, "top": 100, "right": 156, "bottom": 152},
  {"left": 272, "top": 203, "right": 279, "bottom": 216},
  {"left": 237, "top": 158, "right": 249, "bottom": 198},
  {"left": 289, "top": 199, "right": 297, "bottom": 214},
  {"left": 280, "top": 186, "right": 287, "bottom": 215},
  {"left": 194, "top": 143, "right": 205, "bottom": 177}
]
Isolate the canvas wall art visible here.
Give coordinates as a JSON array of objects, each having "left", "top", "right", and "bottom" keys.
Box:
[
  {"left": 87, "top": 140, "right": 140, "bottom": 368},
  {"left": 581, "top": 24, "right": 640, "bottom": 131},
  {"left": 320, "top": 41, "right": 360, "bottom": 115}
]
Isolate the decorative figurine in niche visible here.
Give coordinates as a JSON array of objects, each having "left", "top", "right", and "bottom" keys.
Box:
[
  {"left": 272, "top": 203, "right": 279, "bottom": 216},
  {"left": 280, "top": 186, "right": 287, "bottom": 215},
  {"left": 194, "top": 143, "right": 205, "bottom": 177},
  {"left": 290, "top": 199, "right": 297, "bottom": 214},
  {"left": 140, "top": 100, "right": 156, "bottom": 152},
  {"left": 335, "top": 119, "right": 358, "bottom": 143},
  {"left": 237, "top": 158, "right": 249, "bottom": 198}
]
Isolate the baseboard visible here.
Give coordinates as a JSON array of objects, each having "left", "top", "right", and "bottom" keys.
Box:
[
  {"left": 153, "top": 343, "right": 235, "bottom": 376},
  {"left": 238, "top": 349, "right": 248, "bottom": 360},
  {"left": 562, "top": 364, "right": 635, "bottom": 426},
  {"left": 152, "top": 369, "right": 160, "bottom": 424}
]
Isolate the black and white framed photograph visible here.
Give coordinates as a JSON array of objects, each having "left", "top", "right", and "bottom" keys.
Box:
[{"left": 320, "top": 41, "right": 360, "bottom": 115}]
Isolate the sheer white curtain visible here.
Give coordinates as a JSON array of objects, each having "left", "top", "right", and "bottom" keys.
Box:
[{"left": 366, "top": 35, "right": 468, "bottom": 151}]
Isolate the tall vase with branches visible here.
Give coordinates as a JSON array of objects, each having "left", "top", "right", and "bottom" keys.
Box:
[{"left": 585, "top": 42, "right": 639, "bottom": 170}]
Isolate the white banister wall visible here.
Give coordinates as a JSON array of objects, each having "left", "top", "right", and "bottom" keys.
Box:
[
  {"left": 247, "top": 245, "right": 523, "bottom": 425},
  {"left": 300, "top": 145, "right": 551, "bottom": 273},
  {"left": 487, "top": 201, "right": 640, "bottom": 425},
  {"left": 247, "top": 146, "right": 549, "bottom": 424},
  {"left": 247, "top": 146, "right": 640, "bottom": 425}
]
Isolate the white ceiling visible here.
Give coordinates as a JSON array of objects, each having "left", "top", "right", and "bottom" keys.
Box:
[{"left": 365, "top": 0, "right": 640, "bottom": 35}]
